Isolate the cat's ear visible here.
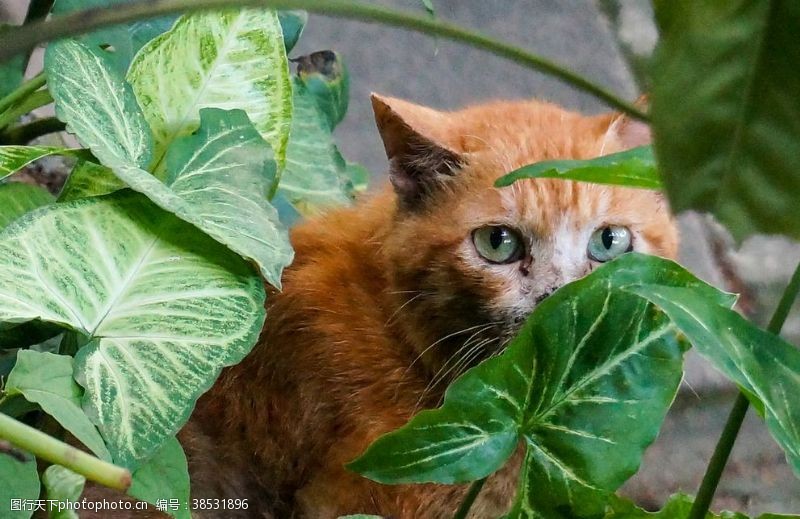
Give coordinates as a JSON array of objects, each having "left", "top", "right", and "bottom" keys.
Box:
[
  {"left": 605, "top": 95, "right": 651, "bottom": 149},
  {"left": 371, "top": 94, "right": 466, "bottom": 209}
]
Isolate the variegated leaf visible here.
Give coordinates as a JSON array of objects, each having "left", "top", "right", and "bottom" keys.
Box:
[
  {"left": 0, "top": 191, "right": 265, "bottom": 467},
  {"left": 127, "top": 9, "right": 293, "bottom": 171},
  {"left": 59, "top": 161, "right": 125, "bottom": 202},
  {"left": 0, "top": 146, "right": 91, "bottom": 181},
  {"left": 42, "top": 465, "right": 85, "bottom": 519},
  {"left": 0, "top": 182, "right": 54, "bottom": 229}
]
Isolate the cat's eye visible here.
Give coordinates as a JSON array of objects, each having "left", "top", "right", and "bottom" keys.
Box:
[
  {"left": 472, "top": 226, "right": 524, "bottom": 264},
  {"left": 587, "top": 225, "right": 633, "bottom": 262}
]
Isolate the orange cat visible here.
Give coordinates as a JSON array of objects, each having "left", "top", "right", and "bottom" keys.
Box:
[{"left": 172, "top": 95, "right": 678, "bottom": 518}]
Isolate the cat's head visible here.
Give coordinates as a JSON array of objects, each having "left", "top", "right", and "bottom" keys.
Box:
[{"left": 372, "top": 94, "right": 677, "bottom": 382}]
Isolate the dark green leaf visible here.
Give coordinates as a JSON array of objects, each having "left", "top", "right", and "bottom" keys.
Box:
[
  {"left": 627, "top": 283, "right": 800, "bottom": 478},
  {"left": 279, "top": 11, "right": 308, "bottom": 52},
  {"left": 129, "top": 437, "right": 190, "bottom": 519},
  {"left": 351, "top": 254, "right": 725, "bottom": 518},
  {"left": 0, "top": 451, "right": 39, "bottom": 519},
  {"left": 0, "top": 25, "right": 24, "bottom": 100},
  {"left": 650, "top": 1, "right": 800, "bottom": 241},
  {"left": 295, "top": 50, "right": 349, "bottom": 131},
  {"left": 496, "top": 146, "right": 659, "bottom": 190}
]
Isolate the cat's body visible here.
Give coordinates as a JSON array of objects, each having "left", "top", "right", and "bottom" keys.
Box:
[{"left": 85, "top": 96, "right": 677, "bottom": 518}]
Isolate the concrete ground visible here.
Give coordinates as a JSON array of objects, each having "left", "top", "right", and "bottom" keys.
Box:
[{"left": 4, "top": 0, "right": 800, "bottom": 515}]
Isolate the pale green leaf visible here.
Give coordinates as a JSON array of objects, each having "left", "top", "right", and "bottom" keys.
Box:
[
  {"left": 42, "top": 465, "right": 85, "bottom": 519},
  {"left": 0, "top": 146, "right": 91, "bottom": 182},
  {"left": 127, "top": 9, "right": 293, "bottom": 170},
  {"left": 0, "top": 451, "right": 39, "bottom": 519},
  {"left": 0, "top": 182, "right": 54, "bottom": 229},
  {"left": 45, "top": 39, "right": 153, "bottom": 171},
  {"left": 5, "top": 350, "right": 111, "bottom": 461},
  {"left": 129, "top": 437, "right": 190, "bottom": 519},
  {"left": 496, "top": 146, "right": 660, "bottom": 190},
  {"left": 58, "top": 161, "right": 125, "bottom": 202},
  {"left": 651, "top": 1, "right": 800, "bottom": 240},
  {"left": 0, "top": 191, "right": 265, "bottom": 467}
]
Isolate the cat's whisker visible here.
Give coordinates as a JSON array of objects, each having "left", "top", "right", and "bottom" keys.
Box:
[{"left": 384, "top": 291, "right": 428, "bottom": 327}]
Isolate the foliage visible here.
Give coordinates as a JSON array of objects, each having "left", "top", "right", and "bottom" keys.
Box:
[{"left": 0, "top": 1, "right": 798, "bottom": 519}]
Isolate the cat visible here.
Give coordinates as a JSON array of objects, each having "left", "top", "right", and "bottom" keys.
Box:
[{"left": 85, "top": 94, "right": 678, "bottom": 518}]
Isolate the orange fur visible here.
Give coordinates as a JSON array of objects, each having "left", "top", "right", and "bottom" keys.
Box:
[{"left": 178, "top": 96, "right": 678, "bottom": 518}]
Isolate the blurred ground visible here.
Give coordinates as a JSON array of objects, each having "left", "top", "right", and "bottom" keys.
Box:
[{"left": 4, "top": 0, "right": 800, "bottom": 515}]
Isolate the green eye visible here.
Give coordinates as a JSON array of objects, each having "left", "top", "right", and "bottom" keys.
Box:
[
  {"left": 588, "top": 225, "right": 633, "bottom": 262},
  {"left": 473, "top": 226, "right": 524, "bottom": 264}
]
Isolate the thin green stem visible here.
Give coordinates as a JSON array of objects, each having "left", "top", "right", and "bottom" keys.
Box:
[
  {"left": 0, "top": 412, "right": 131, "bottom": 491},
  {"left": 0, "top": 73, "right": 46, "bottom": 115},
  {"left": 0, "top": 0, "right": 647, "bottom": 121},
  {"left": 453, "top": 477, "right": 487, "bottom": 519},
  {"left": 0, "top": 90, "right": 54, "bottom": 130},
  {"left": 0, "top": 117, "right": 65, "bottom": 145},
  {"left": 688, "top": 259, "right": 800, "bottom": 519}
]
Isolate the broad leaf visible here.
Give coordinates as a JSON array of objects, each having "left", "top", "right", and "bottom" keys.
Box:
[
  {"left": 351, "top": 254, "right": 727, "bottom": 518},
  {"left": 496, "top": 146, "right": 659, "bottom": 190},
  {"left": 279, "top": 11, "right": 307, "bottom": 52},
  {"left": 0, "top": 146, "right": 91, "bottom": 182},
  {"left": 129, "top": 437, "right": 190, "bottom": 519},
  {"left": 295, "top": 50, "right": 349, "bottom": 131},
  {"left": 0, "top": 451, "right": 39, "bottom": 519},
  {"left": 651, "top": 1, "right": 800, "bottom": 240},
  {"left": 127, "top": 9, "right": 293, "bottom": 170},
  {"left": 280, "top": 79, "right": 353, "bottom": 214},
  {"left": 5, "top": 350, "right": 111, "bottom": 461},
  {"left": 0, "top": 182, "right": 54, "bottom": 229},
  {"left": 628, "top": 283, "right": 800, "bottom": 478},
  {"left": 45, "top": 39, "right": 153, "bottom": 171},
  {"left": 59, "top": 161, "right": 125, "bottom": 202},
  {"left": 42, "top": 465, "right": 86, "bottom": 519},
  {"left": 0, "top": 191, "right": 266, "bottom": 467},
  {"left": 52, "top": 0, "right": 176, "bottom": 73}
]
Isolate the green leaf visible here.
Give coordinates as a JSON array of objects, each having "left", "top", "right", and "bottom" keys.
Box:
[
  {"left": 45, "top": 39, "right": 153, "bottom": 171},
  {"left": 58, "top": 161, "right": 125, "bottom": 202},
  {"left": 129, "top": 437, "right": 190, "bottom": 519},
  {"left": 279, "top": 11, "right": 308, "bottom": 52},
  {"left": 604, "top": 494, "right": 794, "bottom": 518},
  {"left": 127, "top": 9, "right": 293, "bottom": 170},
  {"left": 5, "top": 350, "right": 111, "bottom": 461},
  {"left": 0, "top": 451, "right": 39, "bottom": 519},
  {"left": 650, "top": 1, "right": 800, "bottom": 241},
  {"left": 351, "top": 254, "right": 724, "bottom": 518},
  {"left": 0, "top": 191, "right": 266, "bottom": 468},
  {"left": 495, "top": 146, "right": 660, "bottom": 190},
  {"left": 42, "top": 465, "right": 86, "bottom": 519},
  {"left": 280, "top": 79, "right": 353, "bottom": 215},
  {"left": 421, "top": 0, "right": 436, "bottom": 17},
  {"left": 0, "top": 25, "right": 24, "bottom": 99},
  {"left": 295, "top": 50, "right": 349, "bottom": 131},
  {"left": 103, "top": 108, "right": 292, "bottom": 288},
  {"left": 52, "top": 0, "right": 176, "bottom": 73},
  {"left": 343, "top": 162, "right": 370, "bottom": 194},
  {"left": 0, "top": 146, "right": 91, "bottom": 182},
  {"left": 0, "top": 182, "right": 54, "bottom": 229},
  {"left": 627, "top": 283, "right": 800, "bottom": 479}
]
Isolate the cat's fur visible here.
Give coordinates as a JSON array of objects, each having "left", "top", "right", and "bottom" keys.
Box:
[{"left": 86, "top": 95, "right": 677, "bottom": 518}]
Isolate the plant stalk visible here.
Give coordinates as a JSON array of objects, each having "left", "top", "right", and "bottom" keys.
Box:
[
  {"left": 0, "top": 0, "right": 647, "bottom": 121},
  {"left": 0, "top": 117, "right": 65, "bottom": 145},
  {"left": 0, "top": 73, "right": 46, "bottom": 116},
  {"left": 0, "top": 412, "right": 131, "bottom": 491},
  {"left": 0, "top": 90, "right": 54, "bottom": 130},
  {"left": 453, "top": 477, "right": 487, "bottom": 519},
  {"left": 688, "top": 259, "right": 800, "bottom": 519}
]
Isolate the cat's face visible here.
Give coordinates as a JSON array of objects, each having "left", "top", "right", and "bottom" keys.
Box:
[{"left": 373, "top": 95, "right": 677, "bottom": 381}]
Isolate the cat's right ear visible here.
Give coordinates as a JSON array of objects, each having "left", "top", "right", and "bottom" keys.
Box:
[{"left": 371, "top": 94, "right": 466, "bottom": 210}]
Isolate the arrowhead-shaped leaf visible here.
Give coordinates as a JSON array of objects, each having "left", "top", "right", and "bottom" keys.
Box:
[
  {"left": 127, "top": 9, "right": 293, "bottom": 170},
  {"left": 351, "top": 254, "right": 727, "bottom": 517},
  {"left": 496, "top": 146, "right": 660, "bottom": 190},
  {"left": 628, "top": 283, "right": 800, "bottom": 479},
  {"left": 0, "top": 191, "right": 266, "bottom": 467},
  {"left": 650, "top": 1, "right": 800, "bottom": 241},
  {"left": 5, "top": 350, "right": 111, "bottom": 461}
]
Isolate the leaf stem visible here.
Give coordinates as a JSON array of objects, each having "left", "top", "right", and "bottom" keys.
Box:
[
  {"left": 0, "top": 72, "right": 46, "bottom": 116},
  {"left": 0, "top": 412, "right": 131, "bottom": 491},
  {"left": 453, "top": 477, "right": 487, "bottom": 519},
  {"left": 0, "top": 117, "right": 65, "bottom": 145},
  {"left": 0, "top": 0, "right": 647, "bottom": 121},
  {"left": 688, "top": 259, "right": 800, "bottom": 519}
]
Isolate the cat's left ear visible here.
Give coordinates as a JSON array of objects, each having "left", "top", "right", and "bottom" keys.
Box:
[
  {"left": 371, "top": 94, "right": 467, "bottom": 210},
  {"left": 604, "top": 95, "right": 651, "bottom": 149}
]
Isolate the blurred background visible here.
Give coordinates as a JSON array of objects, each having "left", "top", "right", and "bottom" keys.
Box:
[{"left": 3, "top": 0, "right": 800, "bottom": 513}]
